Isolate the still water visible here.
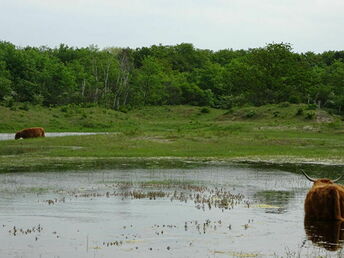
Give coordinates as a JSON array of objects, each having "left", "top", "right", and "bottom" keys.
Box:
[
  {"left": 0, "top": 167, "right": 342, "bottom": 257},
  {"left": 0, "top": 132, "right": 108, "bottom": 141}
]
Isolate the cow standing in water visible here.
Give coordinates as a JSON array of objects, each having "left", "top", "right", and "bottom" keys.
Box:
[
  {"left": 15, "top": 127, "right": 45, "bottom": 140},
  {"left": 302, "top": 170, "right": 344, "bottom": 221}
]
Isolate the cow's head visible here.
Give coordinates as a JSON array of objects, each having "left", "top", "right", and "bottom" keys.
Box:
[
  {"left": 14, "top": 132, "right": 21, "bottom": 140},
  {"left": 302, "top": 170, "right": 343, "bottom": 186}
]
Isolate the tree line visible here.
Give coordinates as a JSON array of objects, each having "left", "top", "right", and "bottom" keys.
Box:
[{"left": 0, "top": 41, "right": 343, "bottom": 114}]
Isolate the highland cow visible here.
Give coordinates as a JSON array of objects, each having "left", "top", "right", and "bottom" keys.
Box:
[
  {"left": 303, "top": 170, "right": 344, "bottom": 221},
  {"left": 15, "top": 127, "right": 45, "bottom": 140}
]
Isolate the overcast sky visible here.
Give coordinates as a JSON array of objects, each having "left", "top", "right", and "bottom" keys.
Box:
[{"left": 1, "top": 0, "right": 343, "bottom": 53}]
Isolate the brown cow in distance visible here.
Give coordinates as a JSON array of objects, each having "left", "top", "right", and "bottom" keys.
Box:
[
  {"left": 15, "top": 127, "right": 45, "bottom": 140},
  {"left": 303, "top": 170, "right": 344, "bottom": 221}
]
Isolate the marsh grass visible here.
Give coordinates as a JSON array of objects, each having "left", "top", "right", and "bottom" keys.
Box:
[
  {"left": 0, "top": 104, "right": 343, "bottom": 172},
  {"left": 140, "top": 179, "right": 199, "bottom": 187},
  {"left": 0, "top": 186, "right": 50, "bottom": 194}
]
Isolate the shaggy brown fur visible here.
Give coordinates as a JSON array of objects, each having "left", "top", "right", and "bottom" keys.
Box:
[
  {"left": 15, "top": 127, "right": 45, "bottom": 140},
  {"left": 304, "top": 178, "right": 344, "bottom": 221}
]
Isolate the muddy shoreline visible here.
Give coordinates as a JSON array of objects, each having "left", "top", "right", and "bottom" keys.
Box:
[{"left": 1, "top": 156, "right": 343, "bottom": 174}]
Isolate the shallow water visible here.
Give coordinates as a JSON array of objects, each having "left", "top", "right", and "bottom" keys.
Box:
[
  {"left": 0, "top": 167, "right": 343, "bottom": 257},
  {"left": 0, "top": 132, "right": 108, "bottom": 141}
]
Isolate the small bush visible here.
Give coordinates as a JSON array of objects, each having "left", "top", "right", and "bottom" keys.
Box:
[
  {"left": 245, "top": 110, "right": 256, "bottom": 118},
  {"left": 305, "top": 112, "right": 315, "bottom": 120},
  {"left": 3, "top": 96, "right": 14, "bottom": 107},
  {"left": 60, "top": 106, "right": 68, "bottom": 113},
  {"left": 200, "top": 107, "right": 210, "bottom": 114},
  {"left": 119, "top": 106, "right": 129, "bottom": 113},
  {"left": 273, "top": 111, "right": 280, "bottom": 117},
  {"left": 307, "top": 104, "right": 317, "bottom": 110},
  {"left": 19, "top": 103, "right": 30, "bottom": 111},
  {"left": 80, "top": 122, "right": 97, "bottom": 128},
  {"left": 327, "top": 121, "right": 342, "bottom": 129},
  {"left": 278, "top": 102, "right": 290, "bottom": 108},
  {"left": 80, "top": 102, "right": 97, "bottom": 108},
  {"left": 295, "top": 108, "right": 304, "bottom": 116},
  {"left": 326, "top": 109, "right": 336, "bottom": 116},
  {"left": 32, "top": 94, "right": 44, "bottom": 106},
  {"left": 123, "top": 127, "right": 141, "bottom": 136}
]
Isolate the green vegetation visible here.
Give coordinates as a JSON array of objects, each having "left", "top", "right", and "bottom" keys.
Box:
[
  {"left": 1, "top": 41, "right": 344, "bottom": 115},
  {"left": 0, "top": 105, "right": 343, "bottom": 172},
  {"left": 1, "top": 40, "right": 343, "bottom": 172}
]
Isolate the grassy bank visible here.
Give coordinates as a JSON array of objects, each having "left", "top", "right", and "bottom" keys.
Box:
[{"left": 0, "top": 104, "right": 343, "bottom": 172}]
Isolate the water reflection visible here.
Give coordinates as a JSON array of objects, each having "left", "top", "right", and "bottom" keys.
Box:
[
  {"left": 0, "top": 167, "right": 337, "bottom": 257},
  {"left": 0, "top": 132, "right": 109, "bottom": 140},
  {"left": 254, "top": 190, "right": 294, "bottom": 214},
  {"left": 304, "top": 219, "right": 344, "bottom": 251}
]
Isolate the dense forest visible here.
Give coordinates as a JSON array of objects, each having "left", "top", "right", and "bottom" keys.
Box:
[{"left": 0, "top": 41, "right": 343, "bottom": 114}]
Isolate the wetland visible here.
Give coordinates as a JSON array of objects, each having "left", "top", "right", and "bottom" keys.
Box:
[
  {"left": 0, "top": 105, "right": 343, "bottom": 257},
  {"left": 1, "top": 166, "right": 344, "bottom": 257}
]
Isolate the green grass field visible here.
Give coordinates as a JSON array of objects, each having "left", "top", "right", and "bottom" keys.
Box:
[{"left": 0, "top": 104, "right": 343, "bottom": 172}]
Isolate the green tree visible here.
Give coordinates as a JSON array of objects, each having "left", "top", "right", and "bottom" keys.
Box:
[
  {"left": 0, "top": 61, "right": 12, "bottom": 100},
  {"left": 222, "top": 58, "right": 259, "bottom": 106},
  {"left": 179, "top": 83, "right": 214, "bottom": 106},
  {"left": 246, "top": 43, "right": 309, "bottom": 105},
  {"left": 323, "top": 60, "right": 344, "bottom": 112},
  {"left": 212, "top": 49, "right": 247, "bottom": 66},
  {"left": 131, "top": 56, "right": 168, "bottom": 105},
  {"left": 191, "top": 62, "right": 225, "bottom": 96},
  {"left": 169, "top": 43, "right": 210, "bottom": 72}
]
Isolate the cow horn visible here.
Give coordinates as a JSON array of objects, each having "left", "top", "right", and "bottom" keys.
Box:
[
  {"left": 301, "top": 170, "right": 316, "bottom": 182},
  {"left": 332, "top": 175, "right": 343, "bottom": 183}
]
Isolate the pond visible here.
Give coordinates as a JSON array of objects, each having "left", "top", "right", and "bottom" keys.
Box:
[
  {"left": 0, "top": 167, "right": 343, "bottom": 257},
  {"left": 0, "top": 132, "right": 108, "bottom": 141}
]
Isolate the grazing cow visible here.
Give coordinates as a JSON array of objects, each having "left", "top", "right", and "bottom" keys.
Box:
[
  {"left": 15, "top": 127, "right": 45, "bottom": 140},
  {"left": 303, "top": 170, "right": 344, "bottom": 221}
]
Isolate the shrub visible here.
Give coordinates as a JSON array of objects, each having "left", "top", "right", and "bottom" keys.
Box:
[
  {"left": 32, "top": 94, "right": 44, "bottom": 106},
  {"left": 19, "top": 103, "right": 30, "bottom": 111},
  {"left": 81, "top": 112, "right": 87, "bottom": 119},
  {"left": 295, "top": 108, "right": 304, "bottom": 116},
  {"left": 180, "top": 83, "right": 214, "bottom": 106},
  {"left": 327, "top": 121, "right": 342, "bottom": 129},
  {"left": 3, "top": 96, "right": 14, "bottom": 108},
  {"left": 278, "top": 102, "right": 290, "bottom": 108},
  {"left": 200, "top": 107, "right": 210, "bottom": 114},
  {"left": 223, "top": 108, "right": 234, "bottom": 115},
  {"left": 307, "top": 104, "right": 317, "bottom": 110},
  {"left": 215, "top": 95, "right": 247, "bottom": 109},
  {"left": 245, "top": 110, "right": 256, "bottom": 118},
  {"left": 60, "top": 106, "right": 68, "bottom": 113},
  {"left": 305, "top": 112, "right": 315, "bottom": 120},
  {"left": 119, "top": 106, "right": 129, "bottom": 113},
  {"left": 273, "top": 111, "right": 280, "bottom": 117},
  {"left": 123, "top": 127, "right": 141, "bottom": 136}
]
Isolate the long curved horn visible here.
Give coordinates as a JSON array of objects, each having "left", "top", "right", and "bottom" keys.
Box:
[
  {"left": 332, "top": 175, "right": 343, "bottom": 183},
  {"left": 301, "top": 170, "right": 316, "bottom": 182}
]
